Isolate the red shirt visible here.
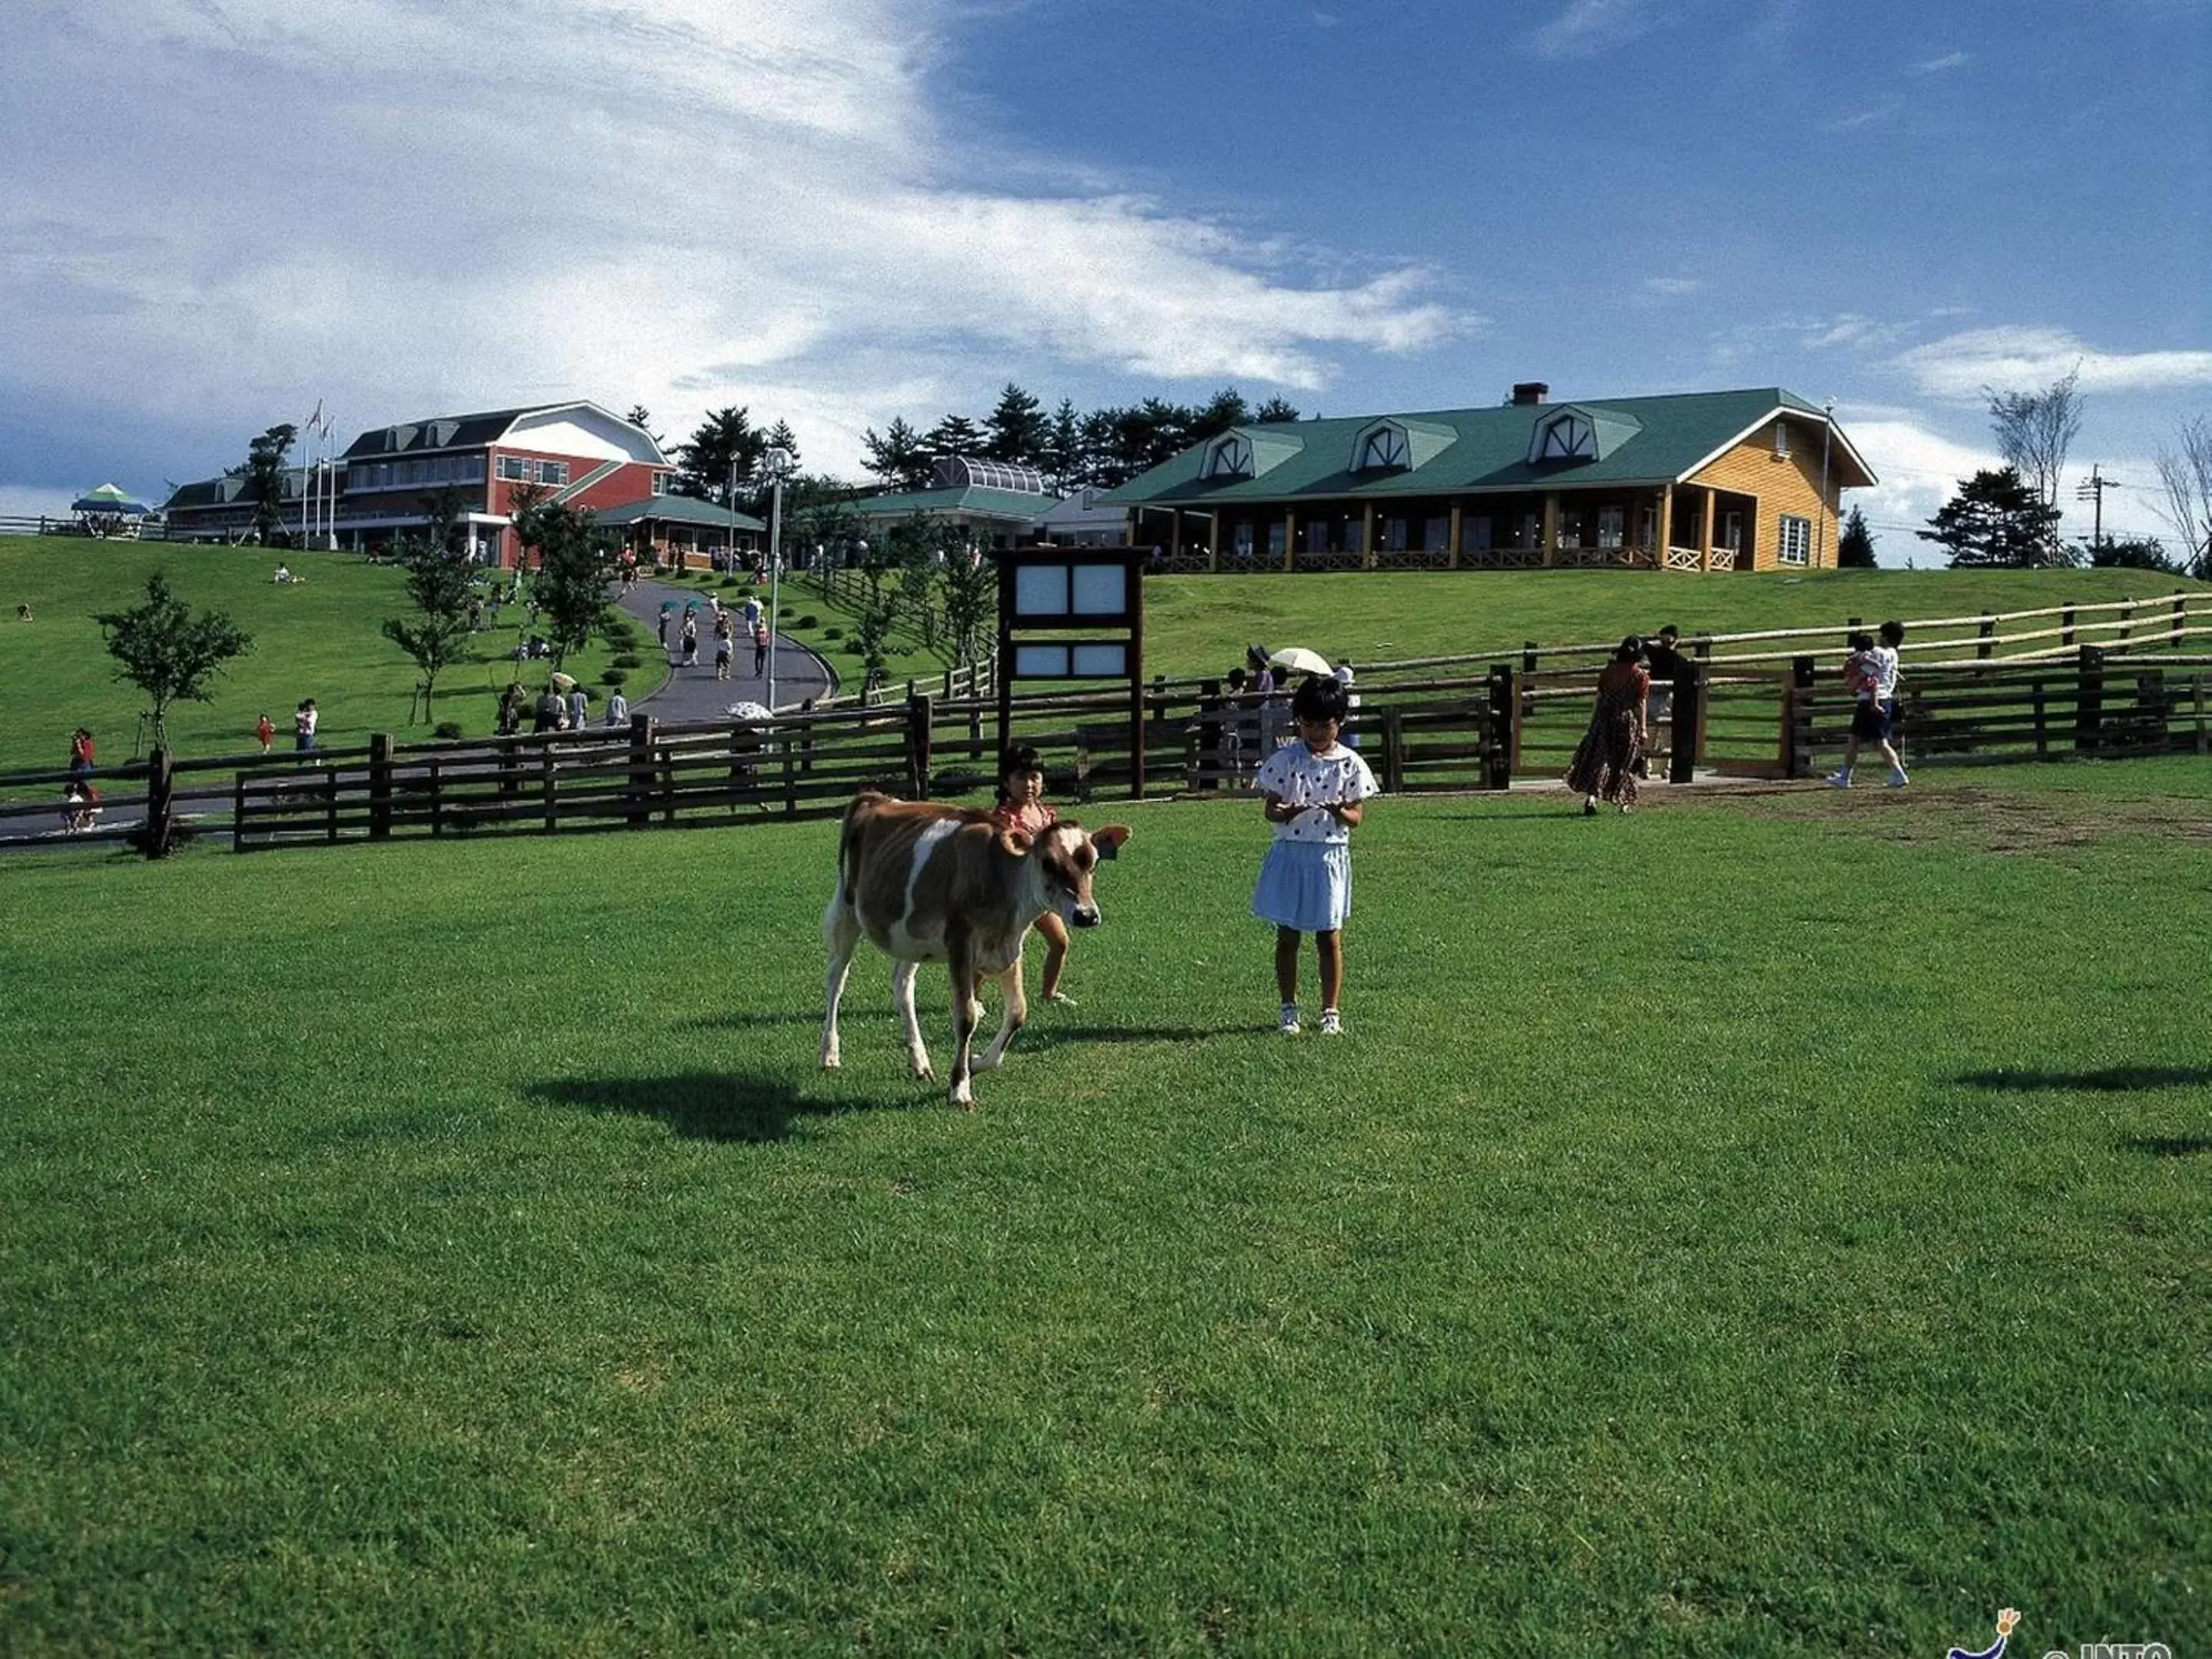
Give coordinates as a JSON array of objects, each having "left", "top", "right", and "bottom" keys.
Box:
[{"left": 992, "top": 799, "right": 1057, "bottom": 836}]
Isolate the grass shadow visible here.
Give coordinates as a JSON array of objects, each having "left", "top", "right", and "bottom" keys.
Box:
[
  {"left": 1955, "top": 1065, "right": 2212, "bottom": 1092},
  {"left": 527, "top": 1068, "right": 900, "bottom": 1144},
  {"left": 2118, "top": 1134, "right": 2212, "bottom": 1158},
  {"left": 1012, "top": 1021, "right": 1232, "bottom": 1054}
]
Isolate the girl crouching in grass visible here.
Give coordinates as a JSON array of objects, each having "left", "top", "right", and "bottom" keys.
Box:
[
  {"left": 1252, "top": 673, "right": 1375, "bottom": 1036},
  {"left": 993, "top": 743, "right": 1075, "bottom": 1005}
]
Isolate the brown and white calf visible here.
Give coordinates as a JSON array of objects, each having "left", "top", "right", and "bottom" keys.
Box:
[{"left": 820, "top": 790, "right": 1130, "bottom": 1107}]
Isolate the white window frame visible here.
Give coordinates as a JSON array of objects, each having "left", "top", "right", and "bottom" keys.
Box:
[
  {"left": 1358, "top": 426, "right": 1409, "bottom": 471},
  {"left": 1598, "top": 507, "right": 1624, "bottom": 549},
  {"left": 1778, "top": 514, "right": 1811, "bottom": 566},
  {"left": 1203, "top": 436, "right": 1253, "bottom": 480},
  {"left": 1536, "top": 413, "right": 1595, "bottom": 462}
]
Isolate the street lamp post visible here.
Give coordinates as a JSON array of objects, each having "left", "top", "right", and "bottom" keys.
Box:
[{"left": 763, "top": 446, "right": 792, "bottom": 710}]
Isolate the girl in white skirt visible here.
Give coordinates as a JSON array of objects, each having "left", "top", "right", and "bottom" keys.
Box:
[{"left": 1252, "top": 673, "right": 1376, "bottom": 1036}]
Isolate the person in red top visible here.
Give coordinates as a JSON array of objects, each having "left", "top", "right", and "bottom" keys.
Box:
[
  {"left": 253, "top": 712, "right": 276, "bottom": 753},
  {"left": 991, "top": 743, "right": 1073, "bottom": 1004}
]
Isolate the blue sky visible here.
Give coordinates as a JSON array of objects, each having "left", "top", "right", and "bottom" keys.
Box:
[{"left": 2, "top": 0, "right": 2207, "bottom": 561}]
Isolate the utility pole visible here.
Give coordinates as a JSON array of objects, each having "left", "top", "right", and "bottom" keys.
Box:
[{"left": 2075, "top": 464, "right": 2124, "bottom": 555}]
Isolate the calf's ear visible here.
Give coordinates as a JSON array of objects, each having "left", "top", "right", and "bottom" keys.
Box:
[
  {"left": 1091, "top": 824, "right": 1131, "bottom": 859},
  {"left": 996, "top": 827, "right": 1034, "bottom": 859}
]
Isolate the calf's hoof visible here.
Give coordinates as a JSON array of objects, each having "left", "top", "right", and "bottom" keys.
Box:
[{"left": 949, "top": 1078, "right": 975, "bottom": 1109}]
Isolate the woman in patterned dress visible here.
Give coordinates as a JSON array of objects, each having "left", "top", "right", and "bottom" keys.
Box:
[{"left": 1565, "top": 637, "right": 1651, "bottom": 815}]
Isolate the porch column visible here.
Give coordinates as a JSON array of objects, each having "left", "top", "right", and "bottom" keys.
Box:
[
  {"left": 1700, "top": 488, "right": 1716, "bottom": 572},
  {"left": 1541, "top": 492, "right": 1560, "bottom": 568},
  {"left": 1283, "top": 508, "right": 1296, "bottom": 572},
  {"left": 1449, "top": 503, "right": 1462, "bottom": 570},
  {"left": 1170, "top": 507, "right": 1183, "bottom": 566},
  {"left": 1657, "top": 485, "right": 1674, "bottom": 570},
  {"left": 1208, "top": 511, "right": 1220, "bottom": 573},
  {"left": 1362, "top": 502, "right": 1377, "bottom": 570}
]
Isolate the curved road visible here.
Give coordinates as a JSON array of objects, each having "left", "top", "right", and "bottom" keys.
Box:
[{"left": 614, "top": 577, "right": 835, "bottom": 720}]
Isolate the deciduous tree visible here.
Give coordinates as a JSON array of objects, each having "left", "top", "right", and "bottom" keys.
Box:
[
  {"left": 94, "top": 573, "right": 253, "bottom": 748},
  {"left": 2152, "top": 415, "right": 2212, "bottom": 578},
  {"left": 513, "top": 496, "right": 617, "bottom": 670},
  {"left": 379, "top": 492, "right": 475, "bottom": 722},
  {"left": 1986, "top": 368, "right": 2083, "bottom": 512}
]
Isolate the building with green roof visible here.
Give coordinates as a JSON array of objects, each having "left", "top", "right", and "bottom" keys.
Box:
[{"left": 1098, "top": 383, "right": 1876, "bottom": 575}]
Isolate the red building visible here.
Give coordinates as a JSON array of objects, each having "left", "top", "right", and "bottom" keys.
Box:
[{"left": 336, "top": 401, "right": 675, "bottom": 567}]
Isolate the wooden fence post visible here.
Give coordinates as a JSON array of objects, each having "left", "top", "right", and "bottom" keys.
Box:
[
  {"left": 2075, "top": 645, "right": 2104, "bottom": 755},
  {"left": 1977, "top": 617, "right": 1995, "bottom": 660},
  {"left": 1786, "top": 656, "right": 1815, "bottom": 778},
  {"left": 232, "top": 770, "right": 249, "bottom": 852},
  {"left": 628, "top": 714, "right": 656, "bottom": 829},
  {"left": 144, "top": 746, "right": 174, "bottom": 859},
  {"left": 541, "top": 745, "right": 559, "bottom": 833},
  {"left": 2033, "top": 680, "right": 2049, "bottom": 760},
  {"left": 2061, "top": 606, "right": 2076, "bottom": 647},
  {"left": 906, "top": 693, "right": 933, "bottom": 797},
  {"left": 1671, "top": 661, "right": 1703, "bottom": 783},
  {"left": 1486, "top": 665, "right": 1516, "bottom": 788},
  {"left": 2173, "top": 591, "right": 2187, "bottom": 647},
  {"left": 1379, "top": 708, "right": 1406, "bottom": 793},
  {"left": 2196, "top": 673, "right": 2208, "bottom": 757},
  {"left": 1194, "top": 677, "right": 1223, "bottom": 791},
  {"left": 369, "top": 732, "right": 393, "bottom": 840},
  {"left": 1845, "top": 615, "right": 1862, "bottom": 647},
  {"left": 324, "top": 767, "right": 339, "bottom": 844}
]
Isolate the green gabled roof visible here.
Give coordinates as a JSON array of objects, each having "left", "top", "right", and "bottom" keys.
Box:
[
  {"left": 853, "top": 485, "right": 1051, "bottom": 521},
  {"left": 1101, "top": 388, "right": 1863, "bottom": 505},
  {"left": 591, "top": 495, "right": 764, "bottom": 531}
]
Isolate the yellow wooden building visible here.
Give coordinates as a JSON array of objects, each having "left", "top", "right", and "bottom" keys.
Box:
[{"left": 1101, "top": 383, "right": 1876, "bottom": 575}]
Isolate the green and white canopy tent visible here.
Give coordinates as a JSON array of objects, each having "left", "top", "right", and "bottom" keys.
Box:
[{"left": 71, "top": 482, "right": 153, "bottom": 516}]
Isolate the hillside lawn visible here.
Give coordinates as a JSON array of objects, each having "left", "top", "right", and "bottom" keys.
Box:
[
  {"left": 5, "top": 532, "right": 2204, "bottom": 773},
  {"left": 2, "top": 763, "right": 2204, "bottom": 1654},
  {"left": 0, "top": 537, "right": 659, "bottom": 773}
]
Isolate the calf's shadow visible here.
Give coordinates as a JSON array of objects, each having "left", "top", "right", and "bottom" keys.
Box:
[{"left": 527, "top": 1068, "right": 900, "bottom": 1144}]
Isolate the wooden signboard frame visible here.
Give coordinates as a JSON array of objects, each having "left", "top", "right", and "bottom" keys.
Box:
[{"left": 995, "top": 544, "right": 1147, "bottom": 796}]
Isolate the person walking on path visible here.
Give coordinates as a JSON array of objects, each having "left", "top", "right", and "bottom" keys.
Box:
[
  {"left": 604, "top": 689, "right": 629, "bottom": 727},
  {"left": 753, "top": 618, "right": 770, "bottom": 677},
  {"left": 293, "top": 699, "right": 319, "bottom": 756},
  {"left": 68, "top": 727, "right": 95, "bottom": 783},
  {"left": 1565, "top": 637, "right": 1649, "bottom": 815},
  {"left": 742, "top": 593, "right": 762, "bottom": 633},
  {"left": 1252, "top": 674, "right": 1375, "bottom": 1038},
  {"left": 568, "top": 686, "right": 590, "bottom": 730},
  {"left": 680, "top": 612, "right": 700, "bottom": 668},
  {"left": 992, "top": 744, "right": 1077, "bottom": 1006},
  {"left": 657, "top": 601, "right": 672, "bottom": 648},
  {"left": 1829, "top": 620, "right": 1909, "bottom": 789}
]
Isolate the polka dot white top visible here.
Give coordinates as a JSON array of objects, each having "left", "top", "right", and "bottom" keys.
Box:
[{"left": 1254, "top": 741, "right": 1376, "bottom": 845}]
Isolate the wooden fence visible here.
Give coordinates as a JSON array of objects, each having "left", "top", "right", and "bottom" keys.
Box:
[{"left": 9, "top": 647, "right": 2212, "bottom": 858}]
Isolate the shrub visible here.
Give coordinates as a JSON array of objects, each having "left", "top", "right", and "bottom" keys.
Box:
[
  {"left": 601, "top": 667, "right": 628, "bottom": 688},
  {"left": 432, "top": 720, "right": 464, "bottom": 740},
  {"left": 611, "top": 652, "right": 642, "bottom": 669},
  {"left": 720, "top": 577, "right": 743, "bottom": 590},
  {"left": 823, "top": 626, "right": 843, "bottom": 641},
  {"left": 796, "top": 614, "right": 820, "bottom": 629}
]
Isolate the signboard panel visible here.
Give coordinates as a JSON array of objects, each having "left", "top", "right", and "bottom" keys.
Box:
[
  {"left": 1071, "top": 563, "right": 1126, "bottom": 617},
  {"left": 1014, "top": 564, "right": 1069, "bottom": 617},
  {"left": 998, "top": 544, "right": 1147, "bottom": 793}
]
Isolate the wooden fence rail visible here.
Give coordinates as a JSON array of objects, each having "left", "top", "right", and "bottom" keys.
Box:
[{"left": 8, "top": 649, "right": 2210, "bottom": 856}]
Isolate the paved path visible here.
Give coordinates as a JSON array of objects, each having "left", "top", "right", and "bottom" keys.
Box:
[{"left": 614, "top": 578, "right": 836, "bottom": 720}]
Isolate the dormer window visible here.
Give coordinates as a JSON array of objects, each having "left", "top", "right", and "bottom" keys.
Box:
[
  {"left": 1356, "top": 425, "right": 1410, "bottom": 472},
  {"left": 1535, "top": 412, "right": 1596, "bottom": 462},
  {"left": 1203, "top": 435, "right": 1253, "bottom": 480}
]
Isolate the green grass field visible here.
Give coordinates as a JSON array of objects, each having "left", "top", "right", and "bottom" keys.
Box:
[
  {"left": 3, "top": 767, "right": 2204, "bottom": 1654},
  {"left": 0, "top": 538, "right": 652, "bottom": 770}
]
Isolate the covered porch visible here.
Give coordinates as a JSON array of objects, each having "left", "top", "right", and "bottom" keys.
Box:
[{"left": 1127, "top": 481, "right": 1759, "bottom": 575}]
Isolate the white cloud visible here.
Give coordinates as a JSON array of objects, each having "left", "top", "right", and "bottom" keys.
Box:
[
  {"left": 1823, "top": 104, "right": 1893, "bottom": 133},
  {"left": 1644, "top": 276, "right": 1704, "bottom": 297},
  {"left": 1526, "top": 0, "right": 1660, "bottom": 58},
  {"left": 0, "top": 0, "right": 1463, "bottom": 481},
  {"left": 1894, "top": 326, "right": 2212, "bottom": 399},
  {"left": 1908, "top": 51, "right": 1971, "bottom": 74}
]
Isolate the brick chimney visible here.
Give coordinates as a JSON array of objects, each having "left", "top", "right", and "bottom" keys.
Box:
[{"left": 1512, "top": 382, "right": 1549, "bottom": 406}]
